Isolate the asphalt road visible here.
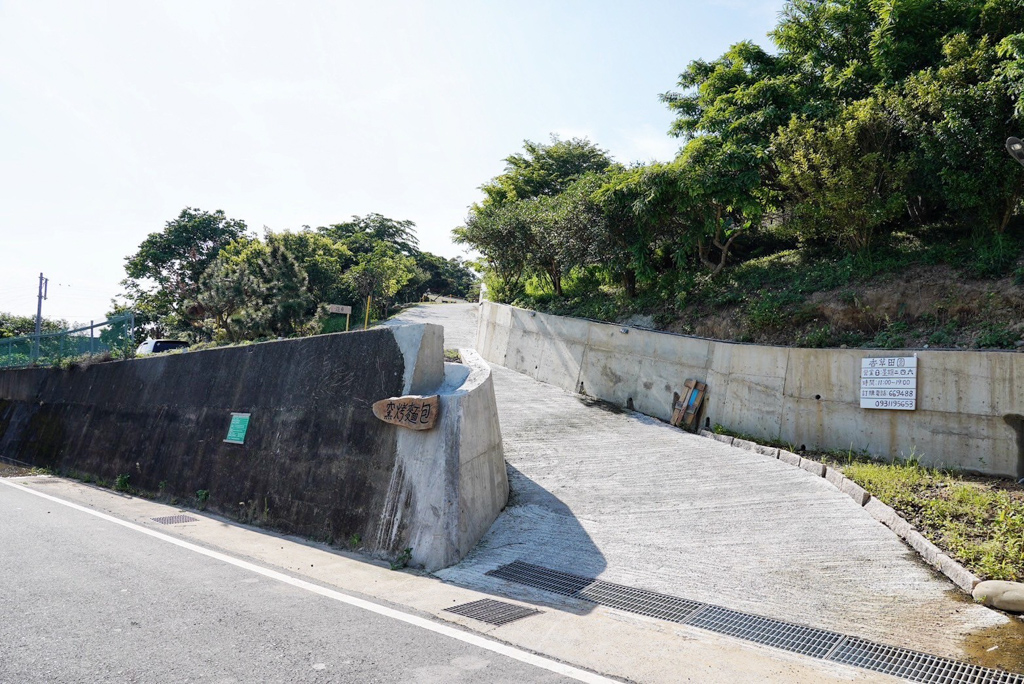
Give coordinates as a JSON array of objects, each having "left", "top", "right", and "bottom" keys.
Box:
[{"left": 0, "top": 481, "right": 577, "bottom": 684}]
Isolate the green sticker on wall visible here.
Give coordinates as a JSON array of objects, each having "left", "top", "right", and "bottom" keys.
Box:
[{"left": 224, "top": 412, "right": 251, "bottom": 444}]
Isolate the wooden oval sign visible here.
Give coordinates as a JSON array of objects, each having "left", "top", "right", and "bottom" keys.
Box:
[{"left": 372, "top": 395, "right": 440, "bottom": 430}]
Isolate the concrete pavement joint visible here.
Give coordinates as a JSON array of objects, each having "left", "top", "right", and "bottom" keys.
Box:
[{"left": 696, "top": 429, "right": 982, "bottom": 594}]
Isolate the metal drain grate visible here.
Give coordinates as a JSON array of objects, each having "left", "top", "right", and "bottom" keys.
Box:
[
  {"left": 829, "top": 637, "right": 1024, "bottom": 684},
  {"left": 151, "top": 514, "right": 199, "bottom": 525},
  {"left": 488, "top": 560, "right": 594, "bottom": 597},
  {"left": 576, "top": 581, "right": 704, "bottom": 623},
  {"left": 486, "top": 561, "right": 1024, "bottom": 684},
  {"left": 445, "top": 599, "right": 541, "bottom": 626},
  {"left": 688, "top": 605, "right": 844, "bottom": 658}
]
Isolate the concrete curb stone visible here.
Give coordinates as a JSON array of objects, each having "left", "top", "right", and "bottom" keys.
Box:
[
  {"left": 824, "top": 466, "right": 846, "bottom": 491},
  {"left": 941, "top": 557, "right": 982, "bottom": 593},
  {"left": 732, "top": 438, "right": 757, "bottom": 451},
  {"left": 905, "top": 529, "right": 943, "bottom": 565},
  {"left": 754, "top": 444, "right": 779, "bottom": 458},
  {"left": 712, "top": 434, "right": 734, "bottom": 446},
  {"left": 800, "top": 459, "right": 826, "bottom": 477},
  {"left": 699, "top": 429, "right": 715, "bottom": 439},
  {"left": 864, "top": 497, "right": 920, "bottom": 543},
  {"left": 864, "top": 498, "right": 900, "bottom": 528},
  {"left": 840, "top": 478, "right": 871, "bottom": 506},
  {"left": 778, "top": 450, "right": 802, "bottom": 467}
]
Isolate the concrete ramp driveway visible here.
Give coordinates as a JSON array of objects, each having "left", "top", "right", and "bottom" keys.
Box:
[{"left": 384, "top": 303, "right": 1008, "bottom": 662}]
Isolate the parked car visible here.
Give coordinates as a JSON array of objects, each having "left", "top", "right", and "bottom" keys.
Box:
[{"left": 136, "top": 339, "right": 190, "bottom": 356}]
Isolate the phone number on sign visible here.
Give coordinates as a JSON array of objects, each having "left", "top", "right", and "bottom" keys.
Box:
[
  {"left": 863, "top": 399, "right": 916, "bottom": 409},
  {"left": 861, "top": 389, "right": 916, "bottom": 398}
]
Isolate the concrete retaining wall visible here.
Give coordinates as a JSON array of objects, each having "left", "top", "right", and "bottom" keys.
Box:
[
  {"left": 391, "top": 348, "right": 508, "bottom": 570},
  {"left": 0, "top": 324, "right": 507, "bottom": 571},
  {"left": 477, "top": 302, "right": 1024, "bottom": 478}
]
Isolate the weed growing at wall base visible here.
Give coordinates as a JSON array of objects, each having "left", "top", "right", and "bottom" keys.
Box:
[{"left": 390, "top": 547, "right": 413, "bottom": 570}]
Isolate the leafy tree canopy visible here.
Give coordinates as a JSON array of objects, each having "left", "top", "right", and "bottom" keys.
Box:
[
  {"left": 0, "top": 312, "right": 66, "bottom": 338},
  {"left": 121, "top": 207, "right": 249, "bottom": 335},
  {"left": 124, "top": 207, "right": 249, "bottom": 301},
  {"left": 479, "top": 136, "right": 613, "bottom": 207},
  {"left": 320, "top": 213, "right": 419, "bottom": 256}
]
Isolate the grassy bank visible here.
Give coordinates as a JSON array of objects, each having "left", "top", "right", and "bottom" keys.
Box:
[
  {"left": 511, "top": 231, "right": 1024, "bottom": 351},
  {"left": 835, "top": 457, "right": 1024, "bottom": 583}
]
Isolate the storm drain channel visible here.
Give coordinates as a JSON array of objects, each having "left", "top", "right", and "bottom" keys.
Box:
[
  {"left": 486, "top": 560, "right": 1024, "bottom": 684},
  {"left": 445, "top": 599, "right": 541, "bottom": 626},
  {"left": 151, "top": 514, "right": 199, "bottom": 525}
]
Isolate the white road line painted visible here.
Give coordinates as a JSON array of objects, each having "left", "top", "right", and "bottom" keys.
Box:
[{"left": 0, "top": 478, "right": 616, "bottom": 684}]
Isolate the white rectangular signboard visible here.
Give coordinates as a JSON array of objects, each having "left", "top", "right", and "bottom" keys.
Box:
[{"left": 860, "top": 356, "right": 917, "bottom": 410}]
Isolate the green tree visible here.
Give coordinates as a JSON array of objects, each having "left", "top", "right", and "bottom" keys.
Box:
[
  {"left": 189, "top": 237, "right": 313, "bottom": 341},
  {"left": 591, "top": 166, "right": 669, "bottom": 295},
  {"left": 453, "top": 201, "right": 534, "bottom": 299},
  {"left": 345, "top": 243, "right": 416, "bottom": 322},
  {"left": 267, "top": 229, "right": 355, "bottom": 306},
  {"left": 479, "top": 136, "right": 613, "bottom": 207},
  {"left": 406, "top": 252, "right": 478, "bottom": 301},
  {"left": 533, "top": 174, "right": 609, "bottom": 296},
  {"left": 662, "top": 41, "right": 798, "bottom": 148},
  {"left": 775, "top": 97, "right": 910, "bottom": 252},
  {"left": 122, "top": 208, "right": 249, "bottom": 335},
  {"left": 320, "top": 214, "right": 419, "bottom": 256},
  {"left": 0, "top": 312, "right": 66, "bottom": 338},
  {"left": 256, "top": 240, "right": 313, "bottom": 337},
  {"left": 457, "top": 136, "right": 613, "bottom": 299},
  {"left": 190, "top": 243, "right": 264, "bottom": 342},
  {"left": 896, "top": 34, "right": 1024, "bottom": 233}
]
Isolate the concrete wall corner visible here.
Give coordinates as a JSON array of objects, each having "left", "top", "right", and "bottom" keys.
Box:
[
  {"left": 390, "top": 323, "right": 445, "bottom": 394},
  {"left": 393, "top": 348, "right": 507, "bottom": 572}
]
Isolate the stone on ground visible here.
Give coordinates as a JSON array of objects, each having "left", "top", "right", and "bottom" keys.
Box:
[{"left": 973, "top": 581, "right": 1024, "bottom": 613}]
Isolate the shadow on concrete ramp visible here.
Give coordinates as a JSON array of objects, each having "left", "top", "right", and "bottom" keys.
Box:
[{"left": 433, "top": 464, "right": 606, "bottom": 615}]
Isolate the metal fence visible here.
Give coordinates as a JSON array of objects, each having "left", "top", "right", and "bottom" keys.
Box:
[{"left": 0, "top": 313, "right": 135, "bottom": 369}]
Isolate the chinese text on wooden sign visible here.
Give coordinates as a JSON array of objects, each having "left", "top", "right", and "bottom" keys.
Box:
[
  {"left": 860, "top": 356, "right": 917, "bottom": 410},
  {"left": 372, "top": 395, "right": 440, "bottom": 430}
]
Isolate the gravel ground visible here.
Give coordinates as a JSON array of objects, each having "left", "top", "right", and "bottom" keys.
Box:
[{"left": 0, "top": 462, "right": 32, "bottom": 477}]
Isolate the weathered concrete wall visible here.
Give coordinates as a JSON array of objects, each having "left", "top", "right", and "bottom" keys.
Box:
[
  {"left": 477, "top": 302, "right": 1024, "bottom": 478},
  {"left": 390, "top": 349, "right": 508, "bottom": 570},
  {"left": 0, "top": 324, "right": 507, "bottom": 570}
]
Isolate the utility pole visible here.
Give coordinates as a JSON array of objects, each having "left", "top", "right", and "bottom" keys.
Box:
[{"left": 32, "top": 272, "right": 48, "bottom": 361}]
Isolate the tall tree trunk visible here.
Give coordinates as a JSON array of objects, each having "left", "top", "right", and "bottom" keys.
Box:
[
  {"left": 998, "top": 182, "right": 1023, "bottom": 234},
  {"left": 622, "top": 269, "right": 636, "bottom": 298}
]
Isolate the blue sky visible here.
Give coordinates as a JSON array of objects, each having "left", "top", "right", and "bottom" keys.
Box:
[{"left": 0, "top": 0, "right": 783, "bottom": 321}]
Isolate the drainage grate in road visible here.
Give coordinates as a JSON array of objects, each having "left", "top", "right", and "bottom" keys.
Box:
[
  {"left": 687, "top": 605, "right": 844, "bottom": 658},
  {"left": 575, "top": 580, "right": 704, "bottom": 623},
  {"left": 828, "top": 637, "right": 1024, "bottom": 684},
  {"left": 151, "top": 514, "right": 199, "bottom": 525},
  {"left": 488, "top": 560, "right": 593, "bottom": 597},
  {"left": 488, "top": 560, "right": 704, "bottom": 624},
  {"left": 485, "top": 561, "right": 1024, "bottom": 684},
  {"left": 444, "top": 599, "right": 541, "bottom": 626}
]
